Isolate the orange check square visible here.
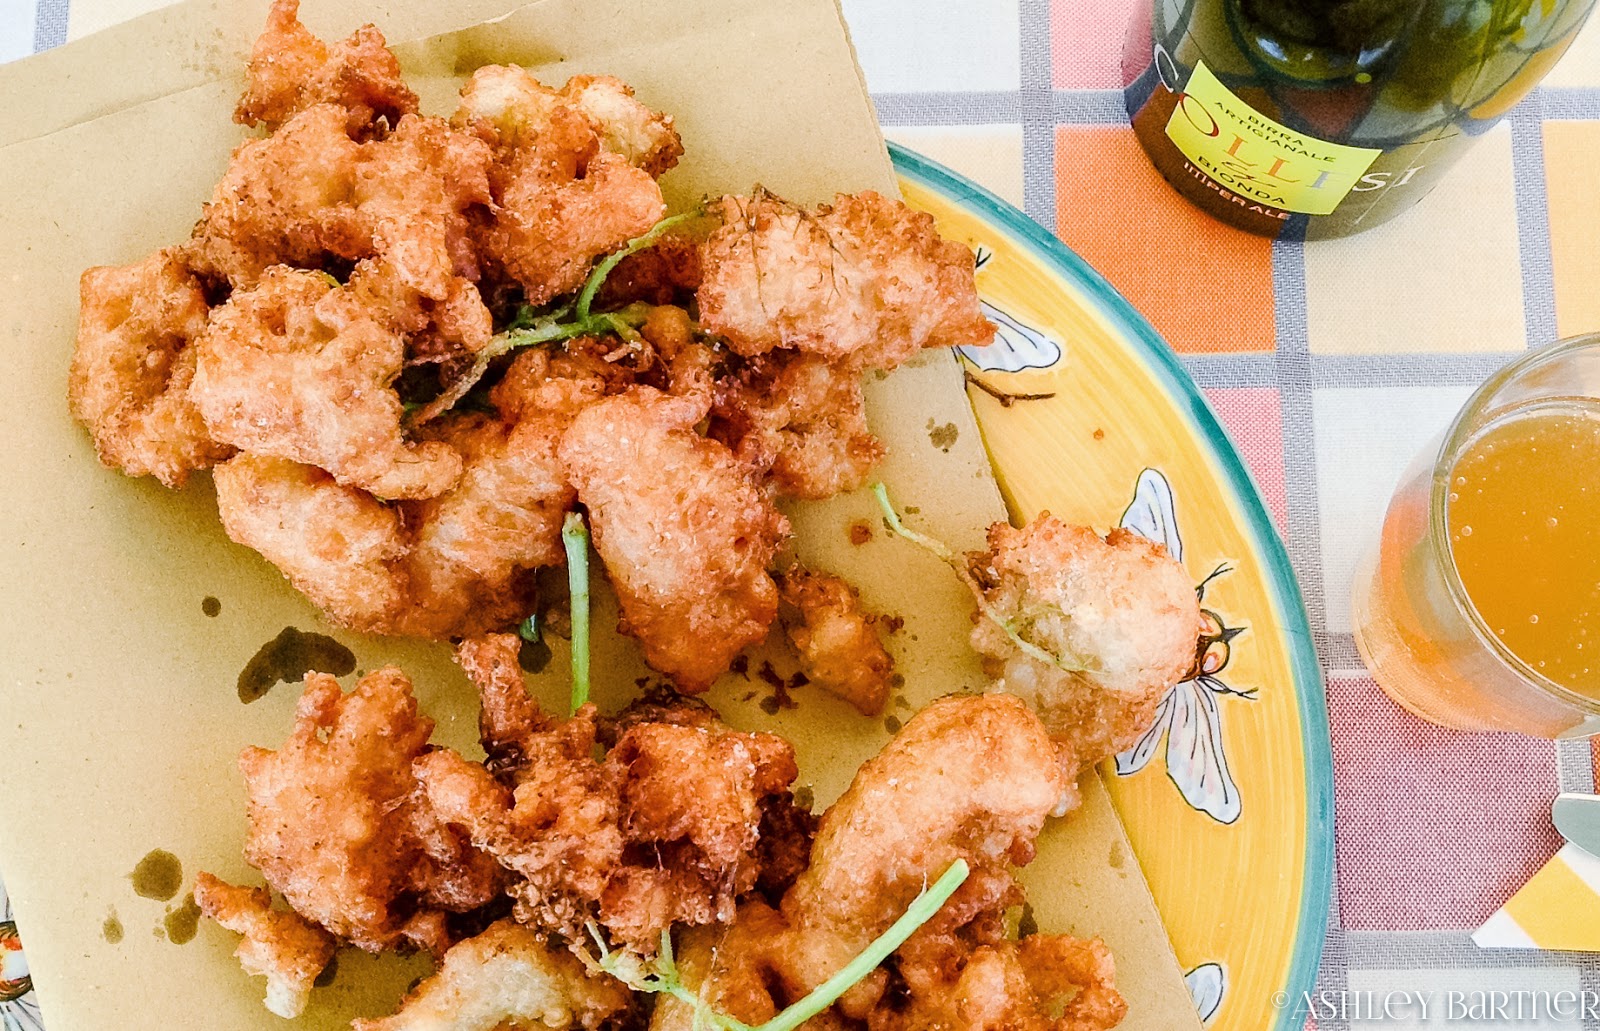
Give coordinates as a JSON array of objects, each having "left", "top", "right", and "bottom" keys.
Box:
[{"left": 1054, "top": 126, "right": 1276, "bottom": 354}]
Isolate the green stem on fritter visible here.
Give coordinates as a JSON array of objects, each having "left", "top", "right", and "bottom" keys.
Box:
[
  {"left": 574, "top": 209, "right": 706, "bottom": 323},
  {"left": 583, "top": 860, "right": 971, "bottom": 1031},
  {"left": 407, "top": 210, "right": 707, "bottom": 427},
  {"left": 518, "top": 613, "right": 540, "bottom": 644},
  {"left": 563, "top": 511, "right": 591, "bottom": 714},
  {"left": 870, "top": 483, "right": 1089, "bottom": 675}
]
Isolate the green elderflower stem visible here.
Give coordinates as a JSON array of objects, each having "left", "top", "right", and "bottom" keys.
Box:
[
  {"left": 408, "top": 209, "right": 704, "bottom": 426},
  {"left": 563, "top": 511, "right": 591, "bottom": 713}
]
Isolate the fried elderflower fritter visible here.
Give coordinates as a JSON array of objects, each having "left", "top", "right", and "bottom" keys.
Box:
[
  {"left": 879, "top": 934, "right": 1126, "bottom": 1031},
  {"left": 214, "top": 454, "right": 408, "bottom": 633},
  {"left": 776, "top": 693, "right": 1071, "bottom": 1013},
  {"left": 398, "top": 350, "right": 611, "bottom": 638},
  {"left": 193, "top": 266, "right": 462, "bottom": 501},
  {"left": 453, "top": 65, "right": 673, "bottom": 304},
  {"left": 238, "top": 668, "right": 502, "bottom": 954},
  {"left": 778, "top": 567, "right": 895, "bottom": 717},
  {"left": 651, "top": 694, "right": 1126, "bottom": 1031},
  {"left": 416, "top": 634, "right": 806, "bottom": 951},
  {"left": 211, "top": 352, "right": 616, "bottom": 640},
  {"left": 697, "top": 190, "right": 995, "bottom": 368},
  {"left": 188, "top": 104, "right": 491, "bottom": 296},
  {"left": 352, "top": 919, "right": 630, "bottom": 1031},
  {"left": 712, "top": 352, "right": 883, "bottom": 500},
  {"left": 559, "top": 387, "right": 789, "bottom": 693},
  {"left": 235, "top": 0, "right": 418, "bottom": 138},
  {"left": 967, "top": 518, "right": 1201, "bottom": 769},
  {"left": 67, "top": 247, "right": 233, "bottom": 487},
  {"left": 191, "top": 873, "right": 336, "bottom": 1020}
]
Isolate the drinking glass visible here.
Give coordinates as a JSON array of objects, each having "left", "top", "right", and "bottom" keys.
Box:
[{"left": 1351, "top": 335, "right": 1600, "bottom": 737}]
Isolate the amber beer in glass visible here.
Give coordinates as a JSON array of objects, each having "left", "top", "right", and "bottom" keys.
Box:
[{"left": 1352, "top": 337, "right": 1600, "bottom": 736}]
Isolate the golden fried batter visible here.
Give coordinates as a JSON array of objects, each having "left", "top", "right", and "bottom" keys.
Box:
[
  {"left": 968, "top": 518, "right": 1201, "bottom": 768},
  {"left": 456, "top": 633, "right": 555, "bottom": 776},
  {"left": 454, "top": 65, "right": 681, "bottom": 177},
  {"left": 561, "top": 74, "right": 684, "bottom": 177},
  {"left": 778, "top": 693, "right": 1071, "bottom": 1014},
  {"left": 417, "top": 635, "right": 805, "bottom": 950},
  {"left": 352, "top": 919, "right": 630, "bottom": 1031},
  {"left": 188, "top": 105, "right": 491, "bottom": 295},
  {"left": 235, "top": 0, "right": 418, "bottom": 138},
  {"left": 697, "top": 190, "right": 995, "bottom": 368},
  {"left": 559, "top": 387, "right": 789, "bottom": 693},
  {"left": 453, "top": 65, "right": 670, "bottom": 304},
  {"left": 238, "top": 669, "right": 502, "bottom": 953},
  {"left": 652, "top": 694, "right": 1123, "bottom": 1031},
  {"left": 712, "top": 352, "right": 883, "bottom": 499},
  {"left": 399, "top": 411, "right": 568, "bottom": 637},
  {"left": 594, "top": 230, "right": 703, "bottom": 309},
  {"left": 211, "top": 350, "right": 614, "bottom": 640},
  {"left": 192, "top": 873, "right": 336, "bottom": 1020},
  {"left": 778, "top": 568, "right": 895, "bottom": 717},
  {"left": 484, "top": 153, "right": 665, "bottom": 305},
  {"left": 397, "top": 350, "right": 618, "bottom": 637},
  {"left": 878, "top": 935, "right": 1127, "bottom": 1031},
  {"left": 346, "top": 258, "right": 494, "bottom": 363},
  {"left": 67, "top": 247, "right": 233, "bottom": 487},
  {"left": 193, "top": 266, "right": 462, "bottom": 501},
  {"left": 214, "top": 454, "right": 408, "bottom": 633}
]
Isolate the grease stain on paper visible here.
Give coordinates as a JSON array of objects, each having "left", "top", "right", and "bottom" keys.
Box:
[
  {"left": 238, "top": 627, "right": 356, "bottom": 703},
  {"left": 130, "top": 850, "right": 182, "bottom": 901}
]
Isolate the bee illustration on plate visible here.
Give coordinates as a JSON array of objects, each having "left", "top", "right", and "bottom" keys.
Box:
[
  {"left": 1114, "top": 468, "right": 1253, "bottom": 825},
  {"left": 958, "top": 246, "right": 1064, "bottom": 374},
  {"left": 0, "top": 881, "right": 41, "bottom": 1031},
  {"left": 1185, "top": 961, "right": 1227, "bottom": 1024}
]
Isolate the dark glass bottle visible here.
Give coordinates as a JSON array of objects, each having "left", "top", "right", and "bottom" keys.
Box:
[{"left": 1124, "top": 0, "right": 1597, "bottom": 238}]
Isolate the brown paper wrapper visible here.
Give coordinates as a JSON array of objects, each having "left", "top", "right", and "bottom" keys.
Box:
[{"left": 0, "top": 1, "right": 1201, "bottom": 1027}]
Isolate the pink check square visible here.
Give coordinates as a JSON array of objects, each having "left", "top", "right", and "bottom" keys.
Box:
[
  {"left": 1328, "top": 675, "right": 1562, "bottom": 930},
  {"left": 1051, "top": 0, "right": 1137, "bottom": 88},
  {"left": 1204, "top": 387, "right": 1287, "bottom": 534}
]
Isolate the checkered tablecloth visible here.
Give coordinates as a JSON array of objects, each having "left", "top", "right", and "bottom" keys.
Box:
[{"left": 8, "top": 0, "right": 1600, "bottom": 1028}]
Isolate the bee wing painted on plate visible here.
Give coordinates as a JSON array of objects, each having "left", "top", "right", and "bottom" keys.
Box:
[
  {"left": 2, "top": 994, "right": 45, "bottom": 1031},
  {"left": 958, "top": 300, "right": 1064, "bottom": 373},
  {"left": 1166, "top": 678, "right": 1242, "bottom": 824},
  {"left": 1119, "top": 468, "right": 1183, "bottom": 564},
  {"left": 1183, "top": 962, "right": 1227, "bottom": 1024},
  {"left": 1114, "top": 686, "right": 1175, "bottom": 776}
]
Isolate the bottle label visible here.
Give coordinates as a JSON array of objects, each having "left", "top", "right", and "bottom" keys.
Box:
[{"left": 1164, "top": 61, "right": 1382, "bottom": 216}]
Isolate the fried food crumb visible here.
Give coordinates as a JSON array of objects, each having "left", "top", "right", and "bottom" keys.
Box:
[
  {"left": 778, "top": 568, "right": 895, "bottom": 717},
  {"left": 192, "top": 873, "right": 336, "bottom": 1019}
]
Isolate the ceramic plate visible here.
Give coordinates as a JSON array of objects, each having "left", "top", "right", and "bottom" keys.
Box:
[{"left": 893, "top": 142, "right": 1332, "bottom": 1031}]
